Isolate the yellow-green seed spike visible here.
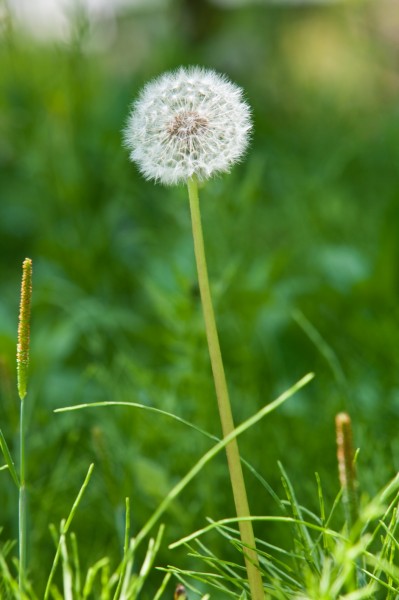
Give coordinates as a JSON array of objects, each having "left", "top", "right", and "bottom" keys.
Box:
[{"left": 17, "top": 258, "right": 32, "bottom": 401}]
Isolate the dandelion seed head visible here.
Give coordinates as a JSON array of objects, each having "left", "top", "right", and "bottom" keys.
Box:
[{"left": 123, "top": 67, "right": 252, "bottom": 185}]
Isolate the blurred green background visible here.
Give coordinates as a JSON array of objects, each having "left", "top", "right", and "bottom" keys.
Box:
[{"left": 1, "top": 0, "right": 399, "bottom": 595}]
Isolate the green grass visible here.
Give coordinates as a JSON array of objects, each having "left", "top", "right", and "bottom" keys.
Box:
[{"left": 1, "top": 0, "right": 399, "bottom": 597}]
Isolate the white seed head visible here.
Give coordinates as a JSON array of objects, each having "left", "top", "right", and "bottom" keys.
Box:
[{"left": 123, "top": 66, "right": 252, "bottom": 186}]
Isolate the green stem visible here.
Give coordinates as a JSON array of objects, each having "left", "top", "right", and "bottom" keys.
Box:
[
  {"left": 19, "top": 397, "right": 27, "bottom": 593},
  {"left": 187, "top": 177, "right": 264, "bottom": 600}
]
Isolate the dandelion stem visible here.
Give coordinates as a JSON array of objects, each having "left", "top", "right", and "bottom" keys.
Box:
[{"left": 187, "top": 176, "right": 264, "bottom": 600}]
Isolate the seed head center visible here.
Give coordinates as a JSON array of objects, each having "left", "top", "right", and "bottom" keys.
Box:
[{"left": 167, "top": 111, "right": 208, "bottom": 140}]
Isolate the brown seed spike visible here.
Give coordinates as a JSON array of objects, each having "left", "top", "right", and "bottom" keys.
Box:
[
  {"left": 17, "top": 258, "right": 32, "bottom": 401},
  {"left": 174, "top": 583, "right": 188, "bottom": 599},
  {"left": 335, "top": 412, "right": 359, "bottom": 527}
]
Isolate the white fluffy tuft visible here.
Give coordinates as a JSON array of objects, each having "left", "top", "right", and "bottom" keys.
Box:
[{"left": 123, "top": 66, "right": 252, "bottom": 186}]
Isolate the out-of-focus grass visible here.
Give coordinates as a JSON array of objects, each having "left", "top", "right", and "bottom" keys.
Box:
[{"left": 1, "top": 0, "right": 399, "bottom": 594}]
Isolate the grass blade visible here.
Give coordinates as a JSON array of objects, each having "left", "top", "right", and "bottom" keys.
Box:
[
  {"left": 0, "top": 429, "right": 19, "bottom": 488},
  {"left": 44, "top": 463, "right": 95, "bottom": 600}
]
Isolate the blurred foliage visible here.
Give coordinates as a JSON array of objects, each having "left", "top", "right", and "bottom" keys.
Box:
[{"left": 1, "top": 0, "right": 399, "bottom": 596}]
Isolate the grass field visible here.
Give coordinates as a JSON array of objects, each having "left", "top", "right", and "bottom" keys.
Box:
[{"left": 1, "top": 0, "right": 399, "bottom": 597}]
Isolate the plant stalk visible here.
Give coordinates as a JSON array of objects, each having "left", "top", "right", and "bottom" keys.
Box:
[
  {"left": 187, "top": 176, "right": 264, "bottom": 600},
  {"left": 19, "top": 397, "right": 27, "bottom": 593}
]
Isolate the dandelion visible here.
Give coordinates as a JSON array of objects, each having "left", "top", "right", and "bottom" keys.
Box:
[
  {"left": 124, "top": 68, "right": 263, "bottom": 599},
  {"left": 124, "top": 67, "right": 252, "bottom": 185}
]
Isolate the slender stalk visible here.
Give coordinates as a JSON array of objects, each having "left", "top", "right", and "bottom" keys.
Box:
[
  {"left": 19, "top": 397, "right": 27, "bottom": 592},
  {"left": 187, "top": 177, "right": 264, "bottom": 600}
]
